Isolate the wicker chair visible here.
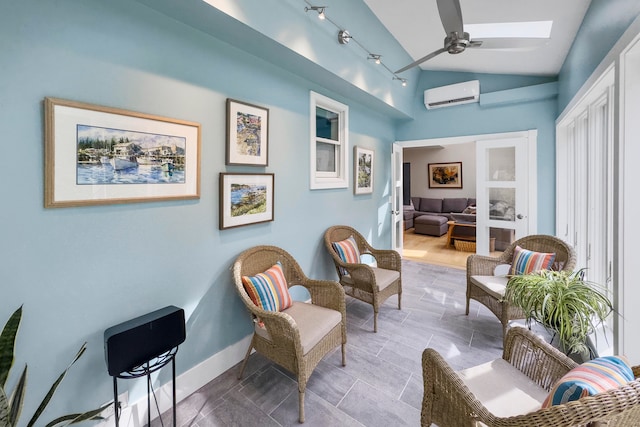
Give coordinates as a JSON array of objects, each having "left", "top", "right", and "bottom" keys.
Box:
[
  {"left": 233, "top": 245, "right": 346, "bottom": 423},
  {"left": 466, "top": 234, "right": 577, "bottom": 335},
  {"left": 324, "top": 225, "right": 402, "bottom": 332},
  {"left": 422, "top": 326, "right": 640, "bottom": 427}
]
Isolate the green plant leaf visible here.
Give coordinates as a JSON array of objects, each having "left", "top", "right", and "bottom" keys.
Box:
[
  {"left": 26, "top": 343, "right": 87, "bottom": 427},
  {"left": 44, "top": 403, "right": 109, "bottom": 427},
  {"left": 1, "top": 388, "right": 10, "bottom": 427},
  {"left": 7, "top": 365, "right": 26, "bottom": 427},
  {"left": 0, "top": 306, "right": 22, "bottom": 389},
  {"left": 505, "top": 269, "right": 613, "bottom": 355}
]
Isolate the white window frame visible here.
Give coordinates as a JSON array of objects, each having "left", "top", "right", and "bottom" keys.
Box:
[{"left": 310, "top": 91, "right": 349, "bottom": 190}]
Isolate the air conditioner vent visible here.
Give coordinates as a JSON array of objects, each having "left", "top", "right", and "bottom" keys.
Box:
[{"left": 424, "top": 80, "right": 480, "bottom": 110}]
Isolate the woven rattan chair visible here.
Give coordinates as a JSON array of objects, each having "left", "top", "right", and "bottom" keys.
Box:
[
  {"left": 324, "top": 225, "right": 401, "bottom": 332},
  {"left": 422, "top": 326, "right": 640, "bottom": 427},
  {"left": 233, "top": 245, "right": 346, "bottom": 423},
  {"left": 466, "top": 234, "right": 577, "bottom": 335}
]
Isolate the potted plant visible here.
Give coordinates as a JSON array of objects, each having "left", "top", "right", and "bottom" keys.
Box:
[
  {"left": 1, "top": 306, "right": 108, "bottom": 427},
  {"left": 505, "top": 269, "right": 613, "bottom": 361}
]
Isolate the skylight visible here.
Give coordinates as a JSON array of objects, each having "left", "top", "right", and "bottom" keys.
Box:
[{"left": 465, "top": 21, "right": 553, "bottom": 39}]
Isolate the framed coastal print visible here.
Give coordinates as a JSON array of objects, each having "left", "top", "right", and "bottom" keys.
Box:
[
  {"left": 226, "top": 98, "right": 269, "bottom": 166},
  {"left": 44, "top": 97, "right": 201, "bottom": 208},
  {"left": 219, "top": 173, "right": 274, "bottom": 229},
  {"left": 428, "top": 162, "right": 462, "bottom": 188},
  {"left": 354, "top": 146, "right": 374, "bottom": 195}
]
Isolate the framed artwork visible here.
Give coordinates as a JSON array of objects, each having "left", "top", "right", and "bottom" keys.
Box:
[
  {"left": 354, "top": 146, "right": 374, "bottom": 195},
  {"left": 44, "top": 97, "right": 201, "bottom": 208},
  {"left": 226, "top": 98, "right": 269, "bottom": 166},
  {"left": 428, "top": 162, "right": 462, "bottom": 188},
  {"left": 219, "top": 173, "right": 274, "bottom": 229}
]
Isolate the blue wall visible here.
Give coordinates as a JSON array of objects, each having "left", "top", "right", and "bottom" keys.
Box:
[
  {"left": 558, "top": 0, "right": 640, "bottom": 111},
  {"left": 0, "top": 0, "right": 396, "bottom": 421}
]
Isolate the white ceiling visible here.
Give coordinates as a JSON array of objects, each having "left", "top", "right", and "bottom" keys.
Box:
[{"left": 363, "top": 0, "right": 592, "bottom": 76}]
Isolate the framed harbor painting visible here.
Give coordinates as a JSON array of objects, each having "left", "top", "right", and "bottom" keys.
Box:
[
  {"left": 219, "top": 173, "right": 274, "bottom": 229},
  {"left": 428, "top": 162, "right": 462, "bottom": 189},
  {"left": 226, "top": 98, "right": 269, "bottom": 166},
  {"left": 354, "top": 146, "right": 374, "bottom": 195},
  {"left": 44, "top": 97, "right": 201, "bottom": 208}
]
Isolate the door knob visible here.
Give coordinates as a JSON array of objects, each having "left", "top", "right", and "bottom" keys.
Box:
[{"left": 516, "top": 214, "right": 524, "bottom": 219}]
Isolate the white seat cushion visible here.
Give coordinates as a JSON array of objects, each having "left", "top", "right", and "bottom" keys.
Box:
[
  {"left": 470, "top": 275, "right": 509, "bottom": 300},
  {"left": 341, "top": 267, "right": 399, "bottom": 291},
  {"left": 254, "top": 301, "right": 341, "bottom": 355},
  {"left": 457, "top": 358, "right": 548, "bottom": 419}
]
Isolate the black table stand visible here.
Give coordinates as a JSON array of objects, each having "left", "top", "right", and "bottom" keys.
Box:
[{"left": 112, "top": 347, "right": 178, "bottom": 427}]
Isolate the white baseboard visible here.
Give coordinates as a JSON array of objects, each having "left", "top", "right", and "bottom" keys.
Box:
[{"left": 96, "top": 334, "right": 251, "bottom": 427}]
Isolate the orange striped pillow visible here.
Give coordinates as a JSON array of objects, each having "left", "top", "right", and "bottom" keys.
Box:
[
  {"left": 242, "top": 262, "right": 293, "bottom": 312},
  {"left": 509, "top": 245, "right": 555, "bottom": 275}
]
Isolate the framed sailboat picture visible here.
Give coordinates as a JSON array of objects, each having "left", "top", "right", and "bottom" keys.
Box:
[{"left": 44, "top": 97, "right": 201, "bottom": 207}]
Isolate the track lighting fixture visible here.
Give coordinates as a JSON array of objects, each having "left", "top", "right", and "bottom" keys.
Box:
[
  {"left": 338, "top": 30, "right": 351, "bottom": 45},
  {"left": 393, "top": 77, "right": 408, "bottom": 87},
  {"left": 302, "top": 1, "right": 408, "bottom": 87},
  {"left": 368, "top": 54, "right": 382, "bottom": 64},
  {"left": 304, "top": 5, "right": 326, "bottom": 20}
]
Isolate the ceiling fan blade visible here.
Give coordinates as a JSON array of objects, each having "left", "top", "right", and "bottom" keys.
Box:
[
  {"left": 436, "top": 0, "right": 464, "bottom": 35},
  {"left": 395, "top": 47, "right": 448, "bottom": 74},
  {"left": 468, "top": 38, "right": 549, "bottom": 51}
]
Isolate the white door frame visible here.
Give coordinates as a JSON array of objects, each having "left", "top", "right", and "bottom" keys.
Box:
[
  {"left": 390, "top": 143, "right": 404, "bottom": 253},
  {"left": 394, "top": 130, "right": 538, "bottom": 253}
]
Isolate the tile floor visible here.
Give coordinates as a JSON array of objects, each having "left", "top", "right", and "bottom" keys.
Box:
[{"left": 150, "top": 260, "right": 506, "bottom": 426}]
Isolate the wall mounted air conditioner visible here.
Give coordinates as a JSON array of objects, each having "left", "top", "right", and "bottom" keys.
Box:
[{"left": 424, "top": 80, "right": 480, "bottom": 109}]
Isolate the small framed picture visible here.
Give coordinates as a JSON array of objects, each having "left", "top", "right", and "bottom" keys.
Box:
[
  {"left": 219, "top": 173, "right": 274, "bottom": 229},
  {"left": 354, "top": 146, "right": 374, "bottom": 195},
  {"left": 428, "top": 162, "right": 462, "bottom": 189},
  {"left": 226, "top": 98, "right": 269, "bottom": 166}
]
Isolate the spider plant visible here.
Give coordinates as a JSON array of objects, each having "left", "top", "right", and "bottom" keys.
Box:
[
  {"left": 1, "top": 306, "right": 108, "bottom": 427},
  {"left": 505, "top": 269, "right": 613, "bottom": 356}
]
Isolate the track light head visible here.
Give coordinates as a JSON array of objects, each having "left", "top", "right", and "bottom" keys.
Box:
[{"left": 304, "top": 6, "right": 326, "bottom": 20}]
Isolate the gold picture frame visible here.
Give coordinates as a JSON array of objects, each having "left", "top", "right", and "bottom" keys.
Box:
[{"left": 44, "top": 97, "right": 201, "bottom": 208}]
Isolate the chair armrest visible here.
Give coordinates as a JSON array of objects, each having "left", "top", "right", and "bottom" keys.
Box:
[
  {"left": 503, "top": 326, "right": 577, "bottom": 391},
  {"left": 422, "top": 348, "right": 494, "bottom": 427},
  {"left": 466, "top": 254, "right": 504, "bottom": 276},
  {"left": 299, "top": 278, "right": 346, "bottom": 315},
  {"left": 365, "top": 247, "right": 401, "bottom": 272}
]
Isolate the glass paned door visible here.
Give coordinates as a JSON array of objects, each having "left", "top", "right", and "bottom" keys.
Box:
[{"left": 476, "top": 138, "right": 529, "bottom": 255}]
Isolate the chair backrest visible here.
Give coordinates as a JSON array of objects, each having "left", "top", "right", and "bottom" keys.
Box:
[
  {"left": 233, "top": 245, "right": 305, "bottom": 310},
  {"left": 502, "top": 234, "right": 577, "bottom": 272},
  {"left": 324, "top": 225, "right": 369, "bottom": 255}
]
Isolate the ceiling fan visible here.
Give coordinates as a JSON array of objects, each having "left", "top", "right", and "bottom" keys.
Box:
[{"left": 395, "top": 0, "right": 547, "bottom": 74}]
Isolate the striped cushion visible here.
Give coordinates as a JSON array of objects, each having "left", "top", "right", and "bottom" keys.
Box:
[
  {"left": 509, "top": 245, "right": 556, "bottom": 275},
  {"left": 542, "top": 356, "right": 634, "bottom": 408},
  {"left": 331, "top": 235, "right": 360, "bottom": 275},
  {"left": 241, "top": 261, "right": 293, "bottom": 312}
]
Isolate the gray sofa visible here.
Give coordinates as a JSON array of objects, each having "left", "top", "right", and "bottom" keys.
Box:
[
  {"left": 408, "top": 197, "right": 476, "bottom": 222},
  {"left": 404, "top": 196, "right": 513, "bottom": 249}
]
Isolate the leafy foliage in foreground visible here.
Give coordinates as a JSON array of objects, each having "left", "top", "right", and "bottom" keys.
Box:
[
  {"left": 505, "top": 269, "right": 613, "bottom": 355},
  {"left": 0, "top": 306, "right": 108, "bottom": 427}
]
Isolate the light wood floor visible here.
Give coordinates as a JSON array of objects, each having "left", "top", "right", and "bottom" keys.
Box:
[{"left": 402, "top": 228, "right": 502, "bottom": 270}]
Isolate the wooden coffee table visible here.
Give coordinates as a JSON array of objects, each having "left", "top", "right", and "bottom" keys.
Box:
[{"left": 446, "top": 220, "right": 476, "bottom": 247}]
